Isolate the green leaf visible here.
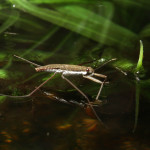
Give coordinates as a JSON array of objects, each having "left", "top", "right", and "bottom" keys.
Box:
[
  {"left": 0, "top": 10, "right": 19, "bottom": 34},
  {"left": 136, "top": 40, "right": 144, "bottom": 72},
  {"left": 9, "top": 0, "right": 137, "bottom": 48}
]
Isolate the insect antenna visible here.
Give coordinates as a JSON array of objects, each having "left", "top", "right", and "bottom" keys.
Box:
[
  {"left": 115, "top": 66, "right": 127, "bottom": 75},
  {"left": 14, "top": 55, "right": 41, "bottom": 67},
  {"left": 94, "top": 58, "right": 117, "bottom": 71}
]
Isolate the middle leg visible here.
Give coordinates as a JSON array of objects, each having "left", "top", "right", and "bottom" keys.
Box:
[{"left": 61, "top": 74, "right": 104, "bottom": 125}]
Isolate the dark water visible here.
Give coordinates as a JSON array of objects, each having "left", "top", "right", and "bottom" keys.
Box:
[{"left": 0, "top": 60, "right": 150, "bottom": 150}]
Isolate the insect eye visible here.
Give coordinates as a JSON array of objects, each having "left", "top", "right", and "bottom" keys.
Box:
[{"left": 86, "top": 68, "right": 91, "bottom": 75}]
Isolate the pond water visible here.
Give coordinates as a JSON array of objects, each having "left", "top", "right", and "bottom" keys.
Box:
[
  {"left": 0, "top": 0, "right": 150, "bottom": 150},
  {"left": 0, "top": 60, "right": 150, "bottom": 150}
]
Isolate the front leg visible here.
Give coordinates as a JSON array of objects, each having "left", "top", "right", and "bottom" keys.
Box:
[
  {"left": 83, "top": 74, "right": 107, "bottom": 100},
  {"left": 83, "top": 75, "right": 103, "bottom": 84}
]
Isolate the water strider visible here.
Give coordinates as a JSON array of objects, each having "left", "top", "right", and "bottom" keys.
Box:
[{"left": 0, "top": 55, "right": 116, "bottom": 125}]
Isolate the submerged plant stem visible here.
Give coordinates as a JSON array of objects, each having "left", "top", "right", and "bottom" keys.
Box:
[{"left": 133, "top": 81, "right": 140, "bottom": 132}]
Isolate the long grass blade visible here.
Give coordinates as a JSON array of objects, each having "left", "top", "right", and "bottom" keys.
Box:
[
  {"left": 10, "top": 0, "right": 137, "bottom": 48},
  {"left": 136, "top": 40, "right": 144, "bottom": 72}
]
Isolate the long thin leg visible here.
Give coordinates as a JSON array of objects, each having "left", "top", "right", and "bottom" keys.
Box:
[
  {"left": 83, "top": 75, "right": 108, "bottom": 84},
  {"left": 83, "top": 75, "right": 103, "bottom": 84},
  {"left": 94, "top": 73, "right": 107, "bottom": 100},
  {"left": 96, "top": 77, "right": 107, "bottom": 100},
  {"left": 14, "top": 55, "right": 41, "bottom": 67},
  {"left": 61, "top": 74, "right": 104, "bottom": 125},
  {"left": 93, "top": 73, "right": 107, "bottom": 78},
  {"left": 83, "top": 74, "right": 107, "bottom": 100},
  {"left": 0, "top": 73, "right": 57, "bottom": 98}
]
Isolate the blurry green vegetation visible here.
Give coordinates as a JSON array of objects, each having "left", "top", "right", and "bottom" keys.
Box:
[
  {"left": 7, "top": 0, "right": 137, "bottom": 48},
  {"left": 29, "top": 0, "right": 95, "bottom": 3},
  {"left": 0, "top": 96, "right": 6, "bottom": 103},
  {"left": 0, "top": 69, "right": 8, "bottom": 79},
  {"left": 0, "top": 0, "right": 149, "bottom": 93},
  {"left": 0, "top": 10, "right": 19, "bottom": 34},
  {"left": 0, "top": 0, "right": 149, "bottom": 60}
]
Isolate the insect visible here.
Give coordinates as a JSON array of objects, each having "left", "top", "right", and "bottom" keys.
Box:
[{"left": 0, "top": 55, "right": 116, "bottom": 125}]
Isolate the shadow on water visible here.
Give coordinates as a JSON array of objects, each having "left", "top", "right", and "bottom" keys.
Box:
[{"left": 0, "top": 61, "right": 150, "bottom": 150}]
